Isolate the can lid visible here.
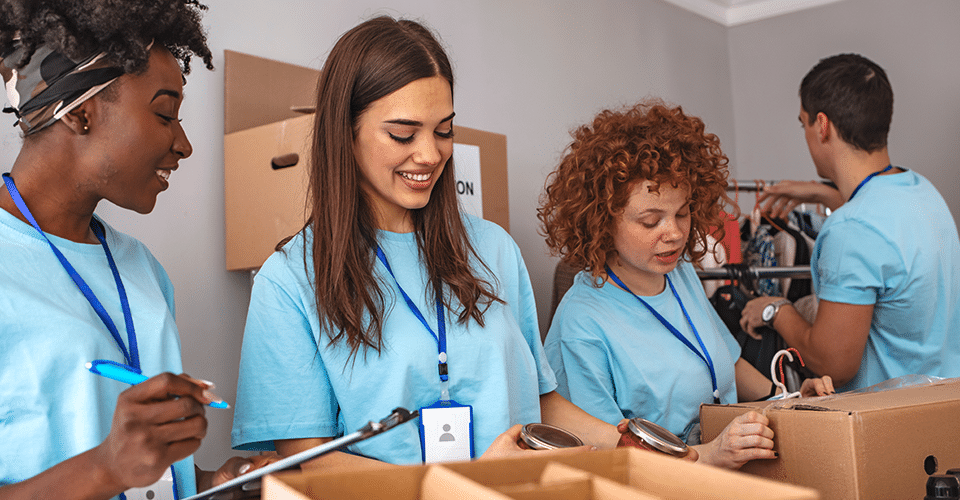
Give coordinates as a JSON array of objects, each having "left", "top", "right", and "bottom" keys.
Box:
[
  {"left": 627, "top": 418, "right": 689, "bottom": 457},
  {"left": 520, "top": 423, "right": 584, "bottom": 450}
]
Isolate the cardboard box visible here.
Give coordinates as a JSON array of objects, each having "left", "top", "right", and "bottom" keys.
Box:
[
  {"left": 263, "top": 447, "right": 819, "bottom": 500},
  {"left": 223, "top": 50, "right": 510, "bottom": 271},
  {"left": 488, "top": 462, "right": 662, "bottom": 500},
  {"left": 700, "top": 378, "right": 960, "bottom": 500}
]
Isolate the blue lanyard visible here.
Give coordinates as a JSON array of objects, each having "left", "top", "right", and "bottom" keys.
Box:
[
  {"left": 605, "top": 264, "right": 720, "bottom": 404},
  {"left": 375, "top": 246, "right": 448, "bottom": 389},
  {"left": 848, "top": 164, "right": 893, "bottom": 201},
  {"left": 3, "top": 173, "right": 140, "bottom": 370}
]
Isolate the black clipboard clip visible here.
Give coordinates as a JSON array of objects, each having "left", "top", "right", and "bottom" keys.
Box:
[{"left": 183, "top": 407, "right": 419, "bottom": 500}]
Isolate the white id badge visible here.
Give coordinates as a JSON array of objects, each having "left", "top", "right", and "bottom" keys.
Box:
[
  {"left": 122, "top": 466, "right": 177, "bottom": 500},
  {"left": 419, "top": 400, "right": 474, "bottom": 463}
]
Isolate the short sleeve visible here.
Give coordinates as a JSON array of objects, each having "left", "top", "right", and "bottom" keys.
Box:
[
  {"left": 815, "top": 220, "right": 902, "bottom": 305},
  {"left": 231, "top": 269, "right": 339, "bottom": 451},
  {"left": 549, "top": 334, "right": 623, "bottom": 425}
]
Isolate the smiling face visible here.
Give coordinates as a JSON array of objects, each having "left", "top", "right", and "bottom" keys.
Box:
[
  {"left": 608, "top": 180, "right": 691, "bottom": 296},
  {"left": 353, "top": 75, "right": 455, "bottom": 232},
  {"left": 87, "top": 46, "right": 192, "bottom": 214}
]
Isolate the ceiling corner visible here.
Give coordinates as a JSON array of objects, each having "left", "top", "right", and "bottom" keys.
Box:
[{"left": 657, "top": 0, "right": 846, "bottom": 27}]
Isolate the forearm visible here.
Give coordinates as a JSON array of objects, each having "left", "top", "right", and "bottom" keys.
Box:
[
  {"left": 539, "top": 391, "right": 620, "bottom": 449},
  {"left": 772, "top": 305, "right": 855, "bottom": 384},
  {"left": 0, "top": 446, "right": 124, "bottom": 500},
  {"left": 275, "top": 438, "right": 390, "bottom": 472},
  {"left": 735, "top": 358, "right": 778, "bottom": 402},
  {"left": 813, "top": 183, "right": 845, "bottom": 211}
]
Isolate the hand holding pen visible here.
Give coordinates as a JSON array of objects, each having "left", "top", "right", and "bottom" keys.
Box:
[
  {"left": 83, "top": 361, "right": 224, "bottom": 497},
  {"left": 87, "top": 360, "right": 229, "bottom": 408}
]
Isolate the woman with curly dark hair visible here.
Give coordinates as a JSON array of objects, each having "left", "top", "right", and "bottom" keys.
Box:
[
  {"left": 0, "top": 1, "right": 273, "bottom": 498},
  {"left": 539, "top": 100, "right": 833, "bottom": 470}
]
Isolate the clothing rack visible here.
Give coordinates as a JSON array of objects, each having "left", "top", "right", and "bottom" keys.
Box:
[
  {"left": 726, "top": 179, "right": 837, "bottom": 192},
  {"left": 726, "top": 180, "right": 779, "bottom": 192},
  {"left": 697, "top": 264, "right": 811, "bottom": 281}
]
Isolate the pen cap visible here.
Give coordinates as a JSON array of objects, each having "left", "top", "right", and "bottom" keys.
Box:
[
  {"left": 620, "top": 418, "right": 690, "bottom": 457},
  {"left": 518, "top": 423, "right": 583, "bottom": 450}
]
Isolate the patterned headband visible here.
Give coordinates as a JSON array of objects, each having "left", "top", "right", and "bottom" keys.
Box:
[{"left": 1, "top": 42, "right": 124, "bottom": 135}]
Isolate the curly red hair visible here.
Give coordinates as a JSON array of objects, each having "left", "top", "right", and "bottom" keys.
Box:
[{"left": 538, "top": 100, "right": 736, "bottom": 279}]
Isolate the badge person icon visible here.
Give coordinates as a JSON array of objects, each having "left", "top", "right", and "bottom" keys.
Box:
[{"left": 439, "top": 424, "right": 456, "bottom": 442}]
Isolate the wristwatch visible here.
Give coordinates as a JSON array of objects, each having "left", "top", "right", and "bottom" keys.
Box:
[{"left": 761, "top": 299, "right": 791, "bottom": 327}]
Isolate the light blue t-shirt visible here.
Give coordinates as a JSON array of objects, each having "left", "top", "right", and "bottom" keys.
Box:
[
  {"left": 812, "top": 169, "right": 960, "bottom": 391},
  {"left": 231, "top": 215, "right": 556, "bottom": 464},
  {"left": 545, "top": 260, "right": 740, "bottom": 442},
  {"left": 0, "top": 208, "right": 196, "bottom": 498}
]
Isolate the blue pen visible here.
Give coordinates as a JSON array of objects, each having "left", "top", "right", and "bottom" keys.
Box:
[{"left": 86, "top": 359, "right": 230, "bottom": 409}]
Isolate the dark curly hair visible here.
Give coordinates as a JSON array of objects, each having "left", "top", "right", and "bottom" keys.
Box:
[
  {"left": 0, "top": 0, "right": 212, "bottom": 74},
  {"left": 538, "top": 100, "right": 736, "bottom": 280}
]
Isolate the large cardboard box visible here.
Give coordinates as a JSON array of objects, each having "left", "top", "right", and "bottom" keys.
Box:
[
  {"left": 223, "top": 50, "right": 510, "bottom": 271},
  {"left": 700, "top": 378, "right": 960, "bottom": 500},
  {"left": 263, "top": 447, "right": 819, "bottom": 500}
]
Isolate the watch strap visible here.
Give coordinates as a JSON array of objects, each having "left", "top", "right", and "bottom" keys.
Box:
[{"left": 765, "top": 298, "right": 791, "bottom": 326}]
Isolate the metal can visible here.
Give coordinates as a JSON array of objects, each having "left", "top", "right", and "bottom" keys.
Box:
[
  {"left": 518, "top": 423, "right": 583, "bottom": 450},
  {"left": 617, "top": 418, "right": 690, "bottom": 458}
]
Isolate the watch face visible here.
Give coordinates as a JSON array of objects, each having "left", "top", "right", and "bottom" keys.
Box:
[{"left": 762, "top": 304, "right": 775, "bottom": 322}]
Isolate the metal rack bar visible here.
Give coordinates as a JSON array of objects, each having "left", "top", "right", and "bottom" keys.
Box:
[
  {"left": 727, "top": 180, "right": 837, "bottom": 192},
  {"left": 726, "top": 180, "right": 779, "bottom": 192},
  {"left": 697, "top": 265, "right": 811, "bottom": 280}
]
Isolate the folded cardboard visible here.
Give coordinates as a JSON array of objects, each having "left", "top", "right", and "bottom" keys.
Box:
[
  {"left": 263, "top": 447, "right": 818, "bottom": 500},
  {"left": 262, "top": 465, "right": 512, "bottom": 500},
  {"left": 223, "top": 50, "right": 510, "bottom": 271},
  {"left": 700, "top": 377, "right": 960, "bottom": 500},
  {"left": 497, "top": 462, "right": 662, "bottom": 500}
]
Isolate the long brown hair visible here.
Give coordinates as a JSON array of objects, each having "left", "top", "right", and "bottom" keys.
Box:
[
  {"left": 295, "top": 16, "right": 501, "bottom": 358},
  {"left": 538, "top": 100, "right": 735, "bottom": 279}
]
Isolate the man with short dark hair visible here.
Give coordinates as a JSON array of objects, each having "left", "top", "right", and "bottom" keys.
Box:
[{"left": 740, "top": 53, "right": 960, "bottom": 391}]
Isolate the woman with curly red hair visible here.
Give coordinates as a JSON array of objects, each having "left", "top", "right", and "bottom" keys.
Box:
[{"left": 539, "top": 100, "right": 833, "bottom": 470}]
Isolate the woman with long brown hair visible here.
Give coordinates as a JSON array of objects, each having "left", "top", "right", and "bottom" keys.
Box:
[{"left": 232, "top": 16, "right": 623, "bottom": 467}]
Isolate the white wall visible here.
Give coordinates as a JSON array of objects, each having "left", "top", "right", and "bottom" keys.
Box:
[
  {"left": 2, "top": 0, "right": 956, "bottom": 470},
  {"left": 0, "top": 0, "right": 733, "bottom": 469},
  {"left": 727, "top": 0, "right": 960, "bottom": 225}
]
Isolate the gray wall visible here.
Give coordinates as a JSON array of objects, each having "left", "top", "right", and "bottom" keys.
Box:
[
  {"left": 1, "top": 0, "right": 956, "bottom": 470},
  {"left": 728, "top": 0, "right": 960, "bottom": 226}
]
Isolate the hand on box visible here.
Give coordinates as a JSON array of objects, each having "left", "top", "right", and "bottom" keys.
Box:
[
  {"left": 696, "top": 411, "right": 775, "bottom": 470},
  {"left": 799, "top": 375, "right": 835, "bottom": 397}
]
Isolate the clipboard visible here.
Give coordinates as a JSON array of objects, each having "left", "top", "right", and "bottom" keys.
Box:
[{"left": 182, "top": 407, "right": 419, "bottom": 500}]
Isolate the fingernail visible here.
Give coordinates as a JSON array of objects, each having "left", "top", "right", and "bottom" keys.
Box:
[
  {"left": 774, "top": 451, "right": 779, "bottom": 458},
  {"left": 239, "top": 463, "right": 252, "bottom": 474},
  {"left": 199, "top": 379, "right": 216, "bottom": 389},
  {"left": 203, "top": 389, "right": 225, "bottom": 405}
]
